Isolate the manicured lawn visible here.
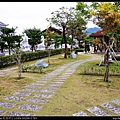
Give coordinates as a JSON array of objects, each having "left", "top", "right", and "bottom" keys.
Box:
[
  {"left": 36, "top": 58, "right": 120, "bottom": 116},
  {"left": 0, "top": 53, "right": 120, "bottom": 116}
]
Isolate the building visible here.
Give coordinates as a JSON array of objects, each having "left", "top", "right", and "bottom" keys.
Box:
[{"left": 90, "top": 30, "right": 120, "bottom": 52}]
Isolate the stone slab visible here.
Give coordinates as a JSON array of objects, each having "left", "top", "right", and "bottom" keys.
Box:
[
  {"left": 13, "top": 92, "right": 30, "bottom": 97},
  {"left": 51, "top": 81, "right": 64, "bottom": 84},
  {"left": 0, "top": 102, "right": 15, "bottom": 108},
  {"left": 21, "top": 88, "right": 35, "bottom": 92},
  {"left": 44, "top": 86, "right": 58, "bottom": 90},
  {"left": 101, "top": 103, "right": 120, "bottom": 115},
  {"left": 47, "top": 83, "right": 61, "bottom": 87},
  {"left": 34, "top": 93, "right": 52, "bottom": 98},
  {"left": 7, "top": 111, "right": 34, "bottom": 116},
  {"left": 26, "top": 98, "right": 47, "bottom": 104},
  {"left": 0, "top": 110, "right": 5, "bottom": 115},
  {"left": 26, "top": 85, "right": 41, "bottom": 89},
  {"left": 112, "top": 99, "right": 120, "bottom": 106},
  {"left": 87, "top": 106, "right": 112, "bottom": 116},
  {"left": 38, "top": 89, "right": 56, "bottom": 93},
  {"left": 18, "top": 104, "right": 42, "bottom": 111},
  {"left": 4, "top": 96, "right": 24, "bottom": 101},
  {"left": 73, "top": 111, "right": 88, "bottom": 116}
]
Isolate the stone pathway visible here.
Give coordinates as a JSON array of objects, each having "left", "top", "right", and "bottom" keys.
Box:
[
  {"left": 0, "top": 55, "right": 119, "bottom": 116},
  {"left": 73, "top": 99, "right": 120, "bottom": 116}
]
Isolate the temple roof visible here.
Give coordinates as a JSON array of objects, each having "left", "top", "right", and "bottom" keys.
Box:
[
  {"left": 0, "top": 21, "right": 8, "bottom": 28},
  {"left": 89, "top": 30, "right": 103, "bottom": 37}
]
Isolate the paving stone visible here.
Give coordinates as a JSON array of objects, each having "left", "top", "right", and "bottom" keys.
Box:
[
  {"left": 0, "top": 110, "right": 5, "bottom": 115},
  {"left": 51, "top": 81, "right": 64, "bottom": 84},
  {"left": 0, "top": 102, "right": 15, "bottom": 108},
  {"left": 26, "top": 98, "right": 47, "bottom": 104},
  {"left": 44, "top": 86, "right": 58, "bottom": 90},
  {"left": 31, "top": 82, "right": 45, "bottom": 85},
  {"left": 13, "top": 92, "right": 30, "bottom": 97},
  {"left": 34, "top": 93, "right": 52, "bottom": 98},
  {"left": 54, "top": 78, "right": 66, "bottom": 81},
  {"left": 53, "top": 78, "right": 64, "bottom": 81},
  {"left": 21, "top": 88, "right": 35, "bottom": 92},
  {"left": 101, "top": 103, "right": 120, "bottom": 115},
  {"left": 7, "top": 111, "right": 34, "bottom": 116},
  {"left": 38, "top": 89, "right": 56, "bottom": 93},
  {"left": 73, "top": 111, "right": 88, "bottom": 116},
  {"left": 47, "top": 83, "right": 61, "bottom": 87},
  {"left": 38, "top": 78, "right": 49, "bottom": 80},
  {"left": 26, "top": 85, "right": 41, "bottom": 89},
  {"left": 87, "top": 106, "right": 112, "bottom": 116},
  {"left": 18, "top": 104, "right": 42, "bottom": 111},
  {"left": 4, "top": 96, "right": 24, "bottom": 101},
  {"left": 36, "top": 80, "right": 47, "bottom": 83},
  {"left": 112, "top": 99, "right": 120, "bottom": 106}
]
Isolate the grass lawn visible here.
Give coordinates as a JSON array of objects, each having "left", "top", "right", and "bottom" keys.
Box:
[
  {"left": 0, "top": 53, "right": 120, "bottom": 116},
  {"left": 35, "top": 58, "right": 120, "bottom": 116}
]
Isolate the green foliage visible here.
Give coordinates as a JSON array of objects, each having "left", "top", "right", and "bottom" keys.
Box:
[
  {"left": 0, "top": 49, "right": 63, "bottom": 68},
  {"left": 23, "top": 27, "right": 42, "bottom": 51},
  {"left": 0, "top": 27, "right": 22, "bottom": 55},
  {"left": 22, "top": 64, "right": 43, "bottom": 73}
]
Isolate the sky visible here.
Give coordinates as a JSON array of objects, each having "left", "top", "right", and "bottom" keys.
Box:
[{"left": 0, "top": 2, "right": 98, "bottom": 35}]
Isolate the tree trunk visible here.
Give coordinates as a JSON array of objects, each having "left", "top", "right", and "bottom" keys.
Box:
[
  {"left": 104, "top": 48, "right": 109, "bottom": 82},
  {"left": 63, "top": 26, "right": 67, "bottom": 58},
  {"left": 48, "top": 49, "right": 51, "bottom": 65},
  {"left": 8, "top": 47, "right": 11, "bottom": 55},
  {"left": 71, "top": 31, "right": 74, "bottom": 52},
  {"left": 17, "top": 53, "right": 22, "bottom": 79}
]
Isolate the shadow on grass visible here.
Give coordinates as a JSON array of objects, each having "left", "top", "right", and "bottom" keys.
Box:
[{"left": 79, "top": 73, "right": 120, "bottom": 76}]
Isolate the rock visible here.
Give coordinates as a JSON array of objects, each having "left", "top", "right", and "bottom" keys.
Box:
[
  {"left": 70, "top": 53, "right": 77, "bottom": 58},
  {"left": 35, "top": 60, "right": 48, "bottom": 68}
]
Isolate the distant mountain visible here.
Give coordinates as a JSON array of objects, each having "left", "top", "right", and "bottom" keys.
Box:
[{"left": 84, "top": 27, "right": 101, "bottom": 35}]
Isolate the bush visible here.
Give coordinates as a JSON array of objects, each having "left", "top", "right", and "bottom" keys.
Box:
[{"left": 0, "top": 49, "right": 63, "bottom": 68}]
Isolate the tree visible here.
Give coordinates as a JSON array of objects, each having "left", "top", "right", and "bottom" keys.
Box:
[
  {"left": 12, "top": 47, "right": 23, "bottom": 79},
  {"left": 46, "top": 7, "right": 76, "bottom": 58},
  {"left": 23, "top": 27, "right": 42, "bottom": 51},
  {"left": 66, "top": 14, "right": 87, "bottom": 51},
  {"left": 0, "top": 37, "right": 6, "bottom": 53},
  {"left": 1, "top": 27, "right": 21, "bottom": 55},
  {"left": 90, "top": 2, "right": 120, "bottom": 82},
  {"left": 45, "top": 27, "right": 55, "bottom": 65}
]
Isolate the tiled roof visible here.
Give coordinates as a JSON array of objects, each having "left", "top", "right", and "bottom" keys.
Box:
[
  {"left": 90, "top": 30, "right": 103, "bottom": 37},
  {"left": 0, "top": 21, "right": 8, "bottom": 28}
]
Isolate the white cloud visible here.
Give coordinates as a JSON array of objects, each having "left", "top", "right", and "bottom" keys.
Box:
[{"left": 0, "top": 2, "right": 97, "bottom": 35}]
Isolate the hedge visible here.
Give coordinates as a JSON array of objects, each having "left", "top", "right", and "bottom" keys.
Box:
[{"left": 0, "top": 49, "right": 63, "bottom": 68}]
